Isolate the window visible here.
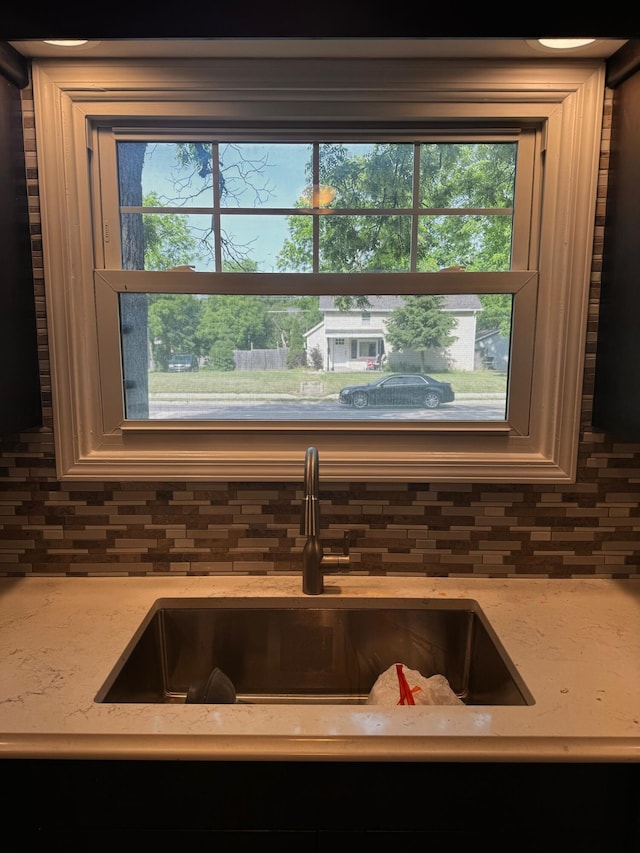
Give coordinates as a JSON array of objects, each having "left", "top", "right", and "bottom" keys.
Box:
[{"left": 32, "top": 58, "right": 604, "bottom": 482}]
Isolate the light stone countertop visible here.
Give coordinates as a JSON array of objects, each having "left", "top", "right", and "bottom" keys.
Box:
[{"left": 0, "top": 574, "right": 639, "bottom": 762}]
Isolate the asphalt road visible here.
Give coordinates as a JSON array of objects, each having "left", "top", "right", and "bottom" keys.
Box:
[{"left": 148, "top": 396, "right": 506, "bottom": 421}]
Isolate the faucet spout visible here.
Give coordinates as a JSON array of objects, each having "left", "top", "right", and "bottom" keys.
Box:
[
  {"left": 301, "top": 445, "right": 320, "bottom": 538},
  {"left": 300, "top": 446, "right": 349, "bottom": 595}
]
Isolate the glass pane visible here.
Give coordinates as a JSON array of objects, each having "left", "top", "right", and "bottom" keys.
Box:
[
  {"left": 115, "top": 140, "right": 519, "bottom": 274},
  {"left": 419, "top": 143, "right": 517, "bottom": 209},
  {"left": 117, "top": 141, "right": 214, "bottom": 208},
  {"left": 219, "top": 143, "right": 311, "bottom": 208},
  {"left": 221, "top": 214, "right": 311, "bottom": 272},
  {"left": 119, "top": 292, "right": 511, "bottom": 422},
  {"left": 417, "top": 215, "right": 513, "bottom": 272},
  {"left": 319, "top": 216, "right": 412, "bottom": 272},
  {"left": 120, "top": 213, "right": 216, "bottom": 271},
  {"left": 319, "top": 143, "right": 413, "bottom": 208}
]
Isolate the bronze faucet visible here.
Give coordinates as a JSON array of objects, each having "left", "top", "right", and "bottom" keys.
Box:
[{"left": 300, "top": 446, "right": 350, "bottom": 594}]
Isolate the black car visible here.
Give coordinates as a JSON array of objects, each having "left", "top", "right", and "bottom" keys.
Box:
[{"left": 339, "top": 373, "right": 455, "bottom": 409}]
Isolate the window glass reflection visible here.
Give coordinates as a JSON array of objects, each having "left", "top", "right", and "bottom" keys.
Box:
[{"left": 119, "top": 292, "right": 511, "bottom": 422}]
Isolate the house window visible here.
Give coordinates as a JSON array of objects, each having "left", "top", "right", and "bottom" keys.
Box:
[
  {"left": 32, "top": 58, "right": 604, "bottom": 482},
  {"left": 348, "top": 338, "right": 382, "bottom": 362}
]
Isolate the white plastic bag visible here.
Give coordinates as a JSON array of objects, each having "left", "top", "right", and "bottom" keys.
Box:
[{"left": 366, "top": 663, "right": 463, "bottom": 706}]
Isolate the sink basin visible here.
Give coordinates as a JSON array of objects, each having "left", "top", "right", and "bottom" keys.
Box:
[{"left": 95, "top": 598, "right": 534, "bottom": 706}]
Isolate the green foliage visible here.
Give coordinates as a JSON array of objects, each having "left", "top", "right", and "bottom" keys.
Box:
[
  {"left": 331, "top": 295, "right": 374, "bottom": 313},
  {"left": 199, "top": 295, "right": 271, "bottom": 351},
  {"left": 278, "top": 143, "right": 414, "bottom": 273},
  {"left": 264, "top": 296, "right": 322, "bottom": 350},
  {"left": 420, "top": 143, "right": 515, "bottom": 207},
  {"left": 148, "top": 294, "right": 204, "bottom": 370},
  {"left": 276, "top": 142, "right": 516, "bottom": 274},
  {"left": 222, "top": 258, "right": 259, "bottom": 273},
  {"left": 209, "top": 339, "right": 236, "bottom": 371},
  {"left": 277, "top": 215, "right": 313, "bottom": 272},
  {"left": 417, "top": 143, "right": 515, "bottom": 271},
  {"left": 477, "top": 294, "right": 513, "bottom": 336},
  {"left": 142, "top": 191, "right": 209, "bottom": 271},
  {"left": 308, "top": 346, "right": 324, "bottom": 370},
  {"left": 385, "top": 296, "right": 458, "bottom": 371},
  {"left": 285, "top": 316, "right": 308, "bottom": 368}
]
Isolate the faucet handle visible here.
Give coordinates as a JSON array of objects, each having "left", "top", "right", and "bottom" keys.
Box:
[{"left": 321, "top": 531, "right": 351, "bottom": 575}]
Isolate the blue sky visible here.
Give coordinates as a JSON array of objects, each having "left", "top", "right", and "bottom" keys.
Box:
[{"left": 139, "top": 141, "right": 311, "bottom": 271}]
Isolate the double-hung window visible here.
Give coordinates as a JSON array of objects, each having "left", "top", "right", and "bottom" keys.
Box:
[{"left": 32, "top": 57, "right": 605, "bottom": 481}]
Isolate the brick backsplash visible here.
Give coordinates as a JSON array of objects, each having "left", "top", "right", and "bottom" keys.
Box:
[{"left": 1, "top": 86, "right": 638, "bottom": 579}]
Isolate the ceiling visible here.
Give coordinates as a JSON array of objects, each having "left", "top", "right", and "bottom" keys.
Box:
[{"left": 8, "top": 38, "right": 629, "bottom": 62}]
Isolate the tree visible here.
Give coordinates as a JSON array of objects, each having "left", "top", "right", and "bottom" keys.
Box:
[
  {"left": 277, "top": 143, "right": 413, "bottom": 273},
  {"left": 118, "top": 142, "right": 280, "bottom": 392},
  {"left": 275, "top": 142, "right": 515, "bottom": 356},
  {"left": 308, "top": 346, "right": 323, "bottom": 370},
  {"left": 476, "top": 294, "right": 513, "bottom": 337},
  {"left": 285, "top": 316, "right": 307, "bottom": 368},
  {"left": 264, "top": 296, "right": 322, "bottom": 350},
  {"left": 143, "top": 191, "right": 209, "bottom": 271},
  {"left": 118, "top": 142, "right": 149, "bottom": 417},
  {"left": 148, "top": 294, "right": 204, "bottom": 370},
  {"left": 198, "top": 295, "right": 272, "bottom": 352},
  {"left": 277, "top": 141, "right": 516, "bottom": 274},
  {"left": 160, "top": 141, "right": 279, "bottom": 270},
  {"left": 209, "top": 339, "right": 236, "bottom": 371},
  {"left": 142, "top": 192, "right": 210, "bottom": 369},
  {"left": 418, "top": 143, "right": 515, "bottom": 271},
  {"left": 385, "top": 296, "right": 458, "bottom": 372}
]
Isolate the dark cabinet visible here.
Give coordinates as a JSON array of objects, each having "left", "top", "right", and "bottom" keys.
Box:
[
  {"left": 2, "top": 759, "right": 638, "bottom": 850},
  {"left": 593, "top": 45, "right": 640, "bottom": 437},
  {"left": 0, "top": 43, "right": 41, "bottom": 436}
]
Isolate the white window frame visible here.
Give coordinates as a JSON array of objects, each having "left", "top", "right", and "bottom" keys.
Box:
[{"left": 32, "top": 58, "right": 604, "bottom": 483}]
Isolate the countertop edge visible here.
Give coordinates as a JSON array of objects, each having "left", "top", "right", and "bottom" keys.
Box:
[{"left": 2, "top": 734, "right": 640, "bottom": 763}]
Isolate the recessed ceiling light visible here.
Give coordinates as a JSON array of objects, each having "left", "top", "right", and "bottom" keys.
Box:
[
  {"left": 537, "top": 38, "right": 596, "bottom": 50},
  {"left": 43, "top": 40, "right": 90, "bottom": 47}
]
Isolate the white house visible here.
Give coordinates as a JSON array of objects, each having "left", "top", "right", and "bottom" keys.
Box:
[{"left": 304, "top": 295, "right": 482, "bottom": 372}]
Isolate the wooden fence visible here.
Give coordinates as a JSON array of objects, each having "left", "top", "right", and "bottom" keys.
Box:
[{"left": 233, "top": 347, "right": 288, "bottom": 370}]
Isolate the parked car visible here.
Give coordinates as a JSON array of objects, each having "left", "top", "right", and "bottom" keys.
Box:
[
  {"left": 167, "top": 353, "right": 199, "bottom": 373},
  {"left": 338, "top": 373, "right": 455, "bottom": 409}
]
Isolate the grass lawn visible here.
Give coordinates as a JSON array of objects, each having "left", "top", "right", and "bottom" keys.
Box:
[{"left": 149, "top": 368, "right": 507, "bottom": 397}]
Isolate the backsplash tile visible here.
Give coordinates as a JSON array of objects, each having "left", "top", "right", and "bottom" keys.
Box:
[{"left": 0, "top": 86, "right": 638, "bottom": 579}]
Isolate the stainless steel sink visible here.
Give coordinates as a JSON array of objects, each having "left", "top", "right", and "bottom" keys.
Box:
[{"left": 95, "top": 598, "right": 534, "bottom": 706}]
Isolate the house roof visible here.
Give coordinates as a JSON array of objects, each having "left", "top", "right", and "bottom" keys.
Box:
[{"left": 318, "top": 294, "right": 482, "bottom": 311}]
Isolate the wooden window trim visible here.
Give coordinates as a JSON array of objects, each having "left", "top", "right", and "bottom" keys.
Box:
[{"left": 32, "top": 58, "right": 605, "bottom": 482}]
